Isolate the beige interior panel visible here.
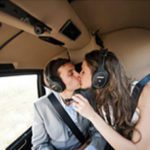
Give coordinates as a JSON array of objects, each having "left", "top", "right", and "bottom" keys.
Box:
[
  {"left": 0, "top": 31, "right": 66, "bottom": 69},
  {"left": 71, "top": 0, "right": 150, "bottom": 34},
  {"left": 103, "top": 28, "right": 150, "bottom": 80},
  {"left": 0, "top": 23, "right": 19, "bottom": 45},
  {"left": 70, "top": 35, "right": 100, "bottom": 63}
]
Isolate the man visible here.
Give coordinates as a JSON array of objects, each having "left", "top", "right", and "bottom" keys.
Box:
[{"left": 32, "top": 58, "right": 106, "bottom": 150}]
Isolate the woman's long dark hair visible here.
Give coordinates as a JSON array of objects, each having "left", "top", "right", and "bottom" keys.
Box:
[{"left": 85, "top": 49, "right": 135, "bottom": 140}]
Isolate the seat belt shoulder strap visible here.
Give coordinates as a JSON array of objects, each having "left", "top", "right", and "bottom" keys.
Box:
[
  {"left": 48, "top": 93, "right": 86, "bottom": 144},
  {"left": 131, "top": 73, "right": 150, "bottom": 115}
]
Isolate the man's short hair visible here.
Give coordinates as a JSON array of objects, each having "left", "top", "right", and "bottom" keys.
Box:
[{"left": 45, "top": 58, "right": 71, "bottom": 79}]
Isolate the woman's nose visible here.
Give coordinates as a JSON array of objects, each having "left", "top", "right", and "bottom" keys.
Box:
[
  {"left": 75, "top": 71, "right": 81, "bottom": 79},
  {"left": 79, "top": 71, "right": 82, "bottom": 77}
]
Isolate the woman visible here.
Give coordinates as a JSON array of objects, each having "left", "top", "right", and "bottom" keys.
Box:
[{"left": 72, "top": 49, "right": 150, "bottom": 150}]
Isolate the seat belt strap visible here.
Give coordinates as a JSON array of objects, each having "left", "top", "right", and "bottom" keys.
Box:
[
  {"left": 131, "top": 73, "right": 150, "bottom": 117},
  {"left": 48, "top": 93, "right": 86, "bottom": 144}
]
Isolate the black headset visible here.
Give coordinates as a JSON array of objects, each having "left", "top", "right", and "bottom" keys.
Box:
[
  {"left": 45, "top": 64, "right": 66, "bottom": 93},
  {"left": 92, "top": 49, "right": 109, "bottom": 89}
]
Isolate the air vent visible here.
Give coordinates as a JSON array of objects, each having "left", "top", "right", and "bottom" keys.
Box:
[
  {"left": 59, "top": 20, "right": 81, "bottom": 41},
  {"left": 39, "top": 36, "right": 64, "bottom": 46}
]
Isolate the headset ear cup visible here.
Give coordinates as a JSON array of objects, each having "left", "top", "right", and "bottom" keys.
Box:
[
  {"left": 92, "top": 70, "right": 109, "bottom": 88},
  {"left": 92, "top": 49, "right": 110, "bottom": 88},
  {"left": 44, "top": 63, "right": 66, "bottom": 92},
  {"left": 48, "top": 76, "right": 66, "bottom": 92}
]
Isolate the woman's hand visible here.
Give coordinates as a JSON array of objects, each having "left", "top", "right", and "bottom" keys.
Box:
[{"left": 72, "top": 94, "right": 96, "bottom": 121}]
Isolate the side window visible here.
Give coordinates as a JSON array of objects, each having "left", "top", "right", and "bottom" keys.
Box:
[{"left": 0, "top": 71, "right": 43, "bottom": 150}]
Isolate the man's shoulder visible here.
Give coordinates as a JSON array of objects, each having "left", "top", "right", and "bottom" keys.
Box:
[
  {"left": 33, "top": 91, "right": 61, "bottom": 116},
  {"left": 34, "top": 90, "right": 55, "bottom": 106},
  {"left": 34, "top": 90, "right": 61, "bottom": 106}
]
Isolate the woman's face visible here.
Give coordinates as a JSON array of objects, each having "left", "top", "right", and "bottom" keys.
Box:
[{"left": 80, "top": 60, "right": 92, "bottom": 89}]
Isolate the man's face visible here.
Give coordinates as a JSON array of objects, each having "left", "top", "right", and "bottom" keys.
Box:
[
  {"left": 58, "top": 63, "right": 81, "bottom": 91},
  {"left": 80, "top": 60, "right": 92, "bottom": 89}
]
